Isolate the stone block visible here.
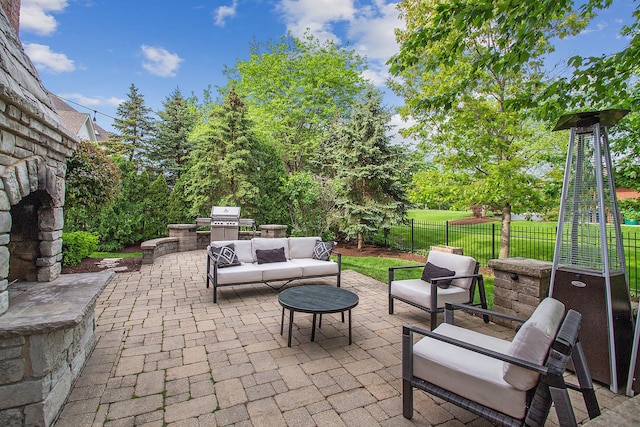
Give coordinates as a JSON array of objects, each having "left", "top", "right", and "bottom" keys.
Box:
[
  {"left": 37, "top": 263, "right": 61, "bottom": 282},
  {"left": 15, "top": 161, "right": 29, "bottom": 197},
  {"left": 0, "top": 280, "right": 7, "bottom": 292},
  {"left": 0, "top": 408, "right": 23, "bottom": 427},
  {"left": 2, "top": 169, "right": 20, "bottom": 206},
  {"left": 0, "top": 210, "right": 11, "bottom": 234},
  {"left": 0, "top": 234, "right": 9, "bottom": 245},
  {"left": 0, "top": 379, "right": 47, "bottom": 410},
  {"left": 0, "top": 192, "right": 8, "bottom": 212},
  {"left": 0, "top": 359, "right": 25, "bottom": 385},
  {"left": 39, "top": 208, "right": 63, "bottom": 232},
  {"left": 40, "top": 239, "right": 62, "bottom": 257},
  {"left": 38, "top": 230, "right": 62, "bottom": 241},
  {"left": 0, "top": 246, "right": 9, "bottom": 280},
  {"left": 0, "top": 130, "right": 16, "bottom": 155},
  {"left": 29, "top": 331, "right": 68, "bottom": 378},
  {"left": 0, "top": 337, "right": 25, "bottom": 348},
  {"left": 26, "top": 158, "right": 39, "bottom": 193}
]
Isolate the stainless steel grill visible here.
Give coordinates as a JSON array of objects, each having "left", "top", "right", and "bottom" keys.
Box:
[{"left": 210, "top": 206, "right": 240, "bottom": 241}]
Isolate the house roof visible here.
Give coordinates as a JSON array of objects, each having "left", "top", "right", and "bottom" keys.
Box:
[{"left": 49, "top": 94, "right": 112, "bottom": 142}]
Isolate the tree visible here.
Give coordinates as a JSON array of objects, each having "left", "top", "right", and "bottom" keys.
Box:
[
  {"left": 224, "top": 32, "right": 368, "bottom": 173},
  {"left": 107, "top": 83, "right": 156, "bottom": 164},
  {"left": 388, "top": 0, "right": 582, "bottom": 257},
  {"left": 147, "top": 87, "right": 198, "bottom": 186},
  {"left": 64, "top": 140, "right": 120, "bottom": 231},
  {"left": 182, "top": 89, "right": 282, "bottom": 220},
  {"left": 323, "top": 87, "right": 411, "bottom": 250}
]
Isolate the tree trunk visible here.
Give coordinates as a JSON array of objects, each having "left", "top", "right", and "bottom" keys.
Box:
[
  {"left": 499, "top": 203, "right": 511, "bottom": 259},
  {"left": 357, "top": 231, "right": 364, "bottom": 251}
]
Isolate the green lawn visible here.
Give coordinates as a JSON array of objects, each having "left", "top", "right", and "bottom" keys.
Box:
[{"left": 406, "top": 209, "right": 473, "bottom": 222}]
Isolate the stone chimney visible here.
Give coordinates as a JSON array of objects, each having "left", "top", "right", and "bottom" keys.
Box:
[{"left": 0, "top": 0, "right": 19, "bottom": 34}]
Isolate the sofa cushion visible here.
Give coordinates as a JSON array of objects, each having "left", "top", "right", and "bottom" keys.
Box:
[
  {"left": 503, "top": 298, "right": 565, "bottom": 391},
  {"left": 312, "top": 240, "right": 333, "bottom": 261},
  {"left": 290, "top": 258, "right": 339, "bottom": 277},
  {"left": 211, "top": 240, "right": 253, "bottom": 263},
  {"left": 426, "top": 251, "right": 476, "bottom": 290},
  {"left": 256, "top": 247, "right": 287, "bottom": 264},
  {"left": 421, "top": 262, "right": 455, "bottom": 288},
  {"left": 259, "top": 262, "right": 303, "bottom": 281},
  {"left": 390, "top": 278, "right": 470, "bottom": 309},
  {"left": 209, "top": 244, "right": 241, "bottom": 268},
  {"left": 213, "top": 263, "right": 263, "bottom": 285},
  {"left": 289, "top": 237, "right": 321, "bottom": 259},
  {"left": 413, "top": 323, "right": 527, "bottom": 419},
  {"left": 252, "top": 238, "right": 291, "bottom": 261}
]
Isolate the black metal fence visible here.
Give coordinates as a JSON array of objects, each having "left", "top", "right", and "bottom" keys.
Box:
[{"left": 370, "top": 220, "right": 640, "bottom": 296}]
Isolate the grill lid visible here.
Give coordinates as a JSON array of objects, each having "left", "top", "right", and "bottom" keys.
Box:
[{"left": 210, "top": 206, "right": 240, "bottom": 219}]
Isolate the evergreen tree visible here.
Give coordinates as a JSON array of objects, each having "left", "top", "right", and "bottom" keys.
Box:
[
  {"left": 148, "top": 88, "right": 198, "bottom": 185},
  {"left": 107, "top": 83, "right": 155, "bottom": 165},
  {"left": 183, "top": 89, "right": 261, "bottom": 218},
  {"left": 324, "top": 87, "right": 411, "bottom": 250}
]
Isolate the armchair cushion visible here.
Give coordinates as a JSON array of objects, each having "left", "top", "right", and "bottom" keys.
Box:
[
  {"left": 421, "top": 262, "right": 455, "bottom": 288},
  {"left": 426, "top": 251, "right": 476, "bottom": 289},
  {"left": 503, "top": 298, "right": 565, "bottom": 390},
  {"left": 390, "top": 279, "right": 470, "bottom": 309},
  {"left": 413, "top": 323, "right": 527, "bottom": 419}
]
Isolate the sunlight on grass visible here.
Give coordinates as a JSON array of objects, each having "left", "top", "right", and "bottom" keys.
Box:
[
  {"left": 90, "top": 252, "right": 142, "bottom": 258},
  {"left": 407, "top": 209, "right": 473, "bottom": 222}
]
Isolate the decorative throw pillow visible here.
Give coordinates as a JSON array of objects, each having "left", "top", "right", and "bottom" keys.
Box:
[
  {"left": 312, "top": 240, "right": 333, "bottom": 261},
  {"left": 421, "top": 262, "right": 456, "bottom": 288},
  {"left": 209, "top": 244, "right": 241, "bottom": 268},
  {"left": 256, "top": 247, "right": 287, "bottom": 264}
]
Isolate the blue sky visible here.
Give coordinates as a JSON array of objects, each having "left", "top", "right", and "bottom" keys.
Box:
[{"left": 18, "top": 0, "right": 636, "bottom": 136}]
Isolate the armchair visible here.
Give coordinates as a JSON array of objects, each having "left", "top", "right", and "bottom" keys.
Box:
[{"left": 402, "top": 298, "right": 600, "bottom": 426}]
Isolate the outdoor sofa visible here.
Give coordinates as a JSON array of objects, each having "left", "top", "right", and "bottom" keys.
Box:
[{"left": 206, "top": 237, "right": 341, "bottom": 303}]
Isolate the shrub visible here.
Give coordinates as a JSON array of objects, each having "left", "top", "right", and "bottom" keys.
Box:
[{"left": 62, "top": 231, "right": 99, "bottom": 266}]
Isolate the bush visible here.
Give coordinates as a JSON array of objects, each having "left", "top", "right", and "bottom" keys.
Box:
[{"left": 62, "top": 231, "right": 99, "bottom": 266}]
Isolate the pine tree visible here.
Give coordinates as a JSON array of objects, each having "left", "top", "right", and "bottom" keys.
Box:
[
  {"left": 325, "top": 87, "right": 412, "bottom": 250},
  {"left": 147, "top": 88, "right": 197, "bottom": 185},
  {"left": 106, "top": 83, "right": 155, "bottom": 164}
]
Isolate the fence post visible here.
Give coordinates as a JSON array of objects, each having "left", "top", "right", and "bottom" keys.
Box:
[
  {"left": 411, "top": 219, "right": 415, "bottom": 253},
  {"left": 492, "top": 223, "right": 496, "bottom": 260},
  {"left": 445, "top": 221, "right": 449, "bottom": 246}
]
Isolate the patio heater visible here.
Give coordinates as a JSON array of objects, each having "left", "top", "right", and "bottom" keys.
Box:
[{"left": 549, "top": 109, "right": 633, "bottom": 393}]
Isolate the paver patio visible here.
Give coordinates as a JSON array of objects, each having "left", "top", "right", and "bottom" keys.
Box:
[{"left": 54, "top": 249, "right": 631, "bottom": 426}]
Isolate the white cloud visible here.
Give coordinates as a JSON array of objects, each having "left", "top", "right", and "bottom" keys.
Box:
[
  {"left": 140, "top": 45, "right": 183, "bottom": 77},
  {"left": 348, "top": 2, "right": 400, "bottom": 61},
  {"left": 58, "top": 93, "right": 124, "bottom": 107},
  {"left": 277, "top": 0, "right": 356, "bottom": 42},
  {"left": 24, "top": 43, "right": 74, "bottom": 73},
  {"left": 388, "top": 113, "right": 418, "bottom": 146},
  {"left": 214, "top": 0, "right": 238, "bottom": 27},
  {"left": 20, "top": 0, "right": 68, "bottom": 36}
]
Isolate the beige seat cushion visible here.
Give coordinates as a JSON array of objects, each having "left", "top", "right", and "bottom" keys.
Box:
[
  {"left": 413, "top": 323, "right": 528, "bottom": 419},
  {"left": 258, "top": 262, "right": 303, "bottom": 281},
  {"left": 390, "top": 279, "right": 471, "bottom": 309},
  {"left": 214, "top": 263, "right": 263, "bottom": 285},
  {"left": 288, "top": 237, "right": 321, "bottom": 259},
  {"left": 290, "top": 258, "right": 339, "bottom": 277},
  {"left": 426, "top": 251, "right": 477, "bottom": 290},
  {"left": 503, "top": 298, "right": 565, "bottom": 390}
]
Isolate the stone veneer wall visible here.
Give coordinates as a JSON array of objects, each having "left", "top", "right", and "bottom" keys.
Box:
[{"left": 0, "top": 4, "right": 77, "bottom": 315}]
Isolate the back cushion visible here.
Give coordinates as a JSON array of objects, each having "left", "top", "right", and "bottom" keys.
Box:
[
  {"left": 211, "top": 240, "right": 253, "bottom": 263},
  {"left": 502, "top": 298, "right": 565, "bottom": 390},
  {"left": 252, "top": 238, "right": 290, "bottom": 262},
  {"left": 426, "top": 251, "right": 476, "bottom": 289},
  {"left": 289, "top": 237, "right": 321, "bottom": 259}
]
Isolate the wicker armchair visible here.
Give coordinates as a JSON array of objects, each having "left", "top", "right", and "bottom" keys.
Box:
[{"left": 402, "top": 299, "right": 600, "bottom": 427}]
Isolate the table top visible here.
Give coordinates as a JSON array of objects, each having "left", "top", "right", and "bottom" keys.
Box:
[{"left": 278, "top": 285, "right": 359, "bottom": 314}]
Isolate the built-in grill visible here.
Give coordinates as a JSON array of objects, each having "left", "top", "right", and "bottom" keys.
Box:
[{"left": 210, "top": 206, "right": 241, "bottom": 241}]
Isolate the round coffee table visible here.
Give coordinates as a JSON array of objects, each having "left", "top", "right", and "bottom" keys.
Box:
[{"left": 278, "top": 285, "right": 359, "bottom": 347}]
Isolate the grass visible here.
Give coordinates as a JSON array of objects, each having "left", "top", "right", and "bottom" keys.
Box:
[
  {"left": 90, "top": 251, "right": 142, "bottom": 258},
  {"left": 407, "top": 209, "right": 473, "bottom": 222}
]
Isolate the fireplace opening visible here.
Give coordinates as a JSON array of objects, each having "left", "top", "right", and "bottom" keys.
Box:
[{"left": 8, "top": 190, "right": 52, "bottom": 282}]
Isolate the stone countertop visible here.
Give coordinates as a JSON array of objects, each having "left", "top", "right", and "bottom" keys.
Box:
[{"left": 0, "top": 271, "right": 114, "bottom": 336}]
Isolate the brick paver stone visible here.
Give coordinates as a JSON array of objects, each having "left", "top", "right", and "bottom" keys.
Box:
[
  {"left": 135, "top": 371, "right": 166, "bottom": 397},
  {"left": 163, "top": 394, "right": 218, "bottom": 423},
  {"left": 107, "top": 394, "right": 163, "bottom": 421}
]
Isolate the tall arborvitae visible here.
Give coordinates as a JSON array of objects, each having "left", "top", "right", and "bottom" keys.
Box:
[
  {"left": 106, "top": 83, "right": 155, "bottom": 165},
  {"left": 147, "top": 87, "right": 197, "bottom": 185}
]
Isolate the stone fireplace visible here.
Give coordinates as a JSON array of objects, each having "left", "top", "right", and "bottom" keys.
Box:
[{"left": 0, "top": 2, "right": 113, "bottom": 426}]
